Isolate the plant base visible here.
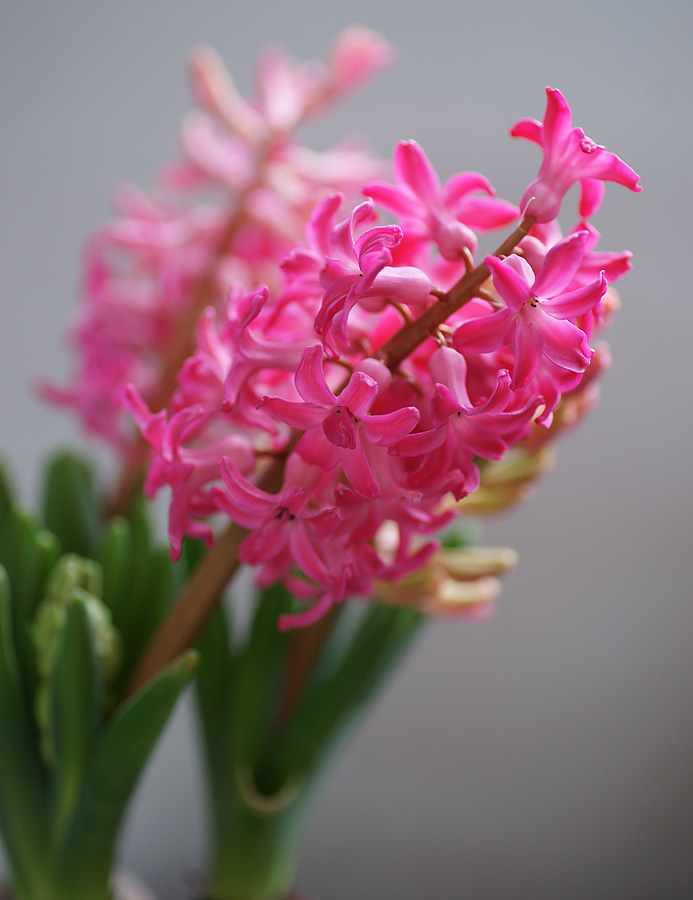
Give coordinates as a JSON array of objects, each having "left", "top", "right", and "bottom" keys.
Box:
[{"left": 0, "top": 871, "right": 158, "bottom": 900}]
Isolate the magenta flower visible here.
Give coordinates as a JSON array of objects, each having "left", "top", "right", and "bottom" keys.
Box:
[
  {"left": 365, "top": 140, "right": 519, "bottom": 261},
  {"left": 123, "top": 385, "right": 256, "bottom": 560},
  {"left": 258, "top": 345, "right": 420, "bottom": 499},
  {"left": 212, "top": 455, "right": 341, "bottom": 581},
  {"left": 190, "top": 28, "right": 394, "bottom": 141},
  {"left": 512, "top": 87, "right": 641, "bottom": 223},
  {"left": 309, "top": 195, "right": 433, "bottom": 352},
  {"left": 212, "top": 456, "right": 358, "bottom": 630},
  {"left": 454, "top": 231, "right": 607, "bottom": 388}
]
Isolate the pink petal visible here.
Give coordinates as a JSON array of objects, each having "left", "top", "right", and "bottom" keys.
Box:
[
  {"left": 307, "top": 193, "right": 342, "bottom": 257},
  {"left": 453, "top": 307, "right": 516, "bottom": 354},
  {"left": 429, "top": 346, "right": 472, "bottom": 408},
  {"left": 360, "top": 406, "right": 420, "bottom": 446},
  {"left": 533, "top": 231, "right": 588, "bottom": 298},
  {"left": 294, "top": 345, "right": 336, "bottom": 406},
  {"left": 511, "top": 321, "right": 545, "bottom": 388},
  {"left": 509, "top": 117, "right": 543, "bottom": 146},
  {"left": 578, "top": 178, "right": 605, "bottom": 218},
  {"left": 356, "top": 224, "right": 401, "bottom": 263},
  {"left": 339, "top": 371, "right": 379, "bottom": 416},
  {"left": 278, "top": 584, "right": 341, "bottom": 631},
  {"left": 542, "top": 87, "right": 572, "bottom": 159},
  {"left": 362, "top": 182, "right": 418, "bottom": 218},
  {"left": 341, "top": 432, "right": 380, "bottom": 499},
  {"left": 290, "top": 525, "right": 330, "bottom": 585},
  {"left": 536, "top": 312, "right": 592, "bottom": 372},
  {"left": 369, "top": 266, "right": 432, "bottom": 306},
  {"left": 391, "top": 425, "right": 448, "bottom": 457},
  {"left": 217, "top": 458, "right": 273, "bottom": 523},
  {"left": 296, "top": 429, "right": 340, "bottom": 469},
  {"left": 453, "top": 416, "right": 508, "bottom": 460},
  {"left": 569, "top": 137, "right": 642, "bottom": 192},
  {"left": 442, "top": 171, "right": 494, "bottom": 205},
  {"left": 393, "top": 140, "right": 442, "bottom": 207},
  {"left": 323, "top": 408, "right": 357, "bottom": 449},
  {"left": 327, "top": 26, "right": 395, "bottom": 93},
  {"left": 486, "top": 255, "right": 531, "bottom": 312},
  {"left": 258, "top": 396, "right": 327, "bottom": 430},
  {"left": 543, "top": 272, "right": 607, "bottom": 319},
  {"left": 454, "top": 195, "right": 520, "bottom": 231}
]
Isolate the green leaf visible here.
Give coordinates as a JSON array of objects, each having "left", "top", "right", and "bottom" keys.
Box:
[
  {"left": 0, "top": 509, "right": 60, "bottom": 694},
  {"left": 233, "top": 585, "right": 292, "bottom": 774},
  {"left": 42, "top": 452, "right": 100, "bottom": 558},
  {"left": 48, "top": 595, "right": 102, "bottom": 847},
  {"left": 0, "top": 507, "right": 39, "bottom": 597},
  {"left": 0, "top": 567, "right": 49, "bottom": 890},
  {"left": 100, "top": 507, "right": 176, "bottom": 692},
  {"left": 98, "top": 517, "right": 133, "bottom": 627},
  {"left": 280, "top": 605, "right": 422, "bottom": 780},
  {"left": 16, "top": 530, "right": 62, "bottom": 688},
  {"left": 195, "top": 603, "right": 238, "bottom": 844},
  {"left": 0, "top": 459, "right": 14, "bottom": 529},
  {"left": 196, "top": 603, "right": 235, "bottom": 771},
  {"left": 56, "top": 651, "right": 198, "bottom": 896}
]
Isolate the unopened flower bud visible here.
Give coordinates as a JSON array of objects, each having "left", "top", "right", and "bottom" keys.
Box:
[
  {"left": 478, "top": 446, "right": 554, "bottom": 487},
  {"left": 426, "top": 575, "right": 501, "bottom": 620},
  {"left": 435, "top": 546, "right": 519, "bottom": 580},
  {"left": 30, "top": 554, "right": 122, "bottom": 763},
  {"left": 374, "top": 543, "right": 516, "bottom": 621}
]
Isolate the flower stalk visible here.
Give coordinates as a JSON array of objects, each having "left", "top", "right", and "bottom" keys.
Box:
[{"left": 380, "top": 214, "right": 535, "bottom": 371}]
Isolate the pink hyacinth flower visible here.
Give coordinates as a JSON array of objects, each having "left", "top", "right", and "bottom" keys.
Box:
[
  {"left": 307, "top": 194, "right": 432, "bottom": 352},
  {"left": 454, "top": 231, "right": 607, "bottom": 389},
  {"left": 364, "top": 140, "right": 518, "bottom": 261},
  {"left": 123, "top": 385, "right": 256, "bottom": 560},
  {"left": 324, "top": 26, "right": 395, "bottom": 100},
  {"left": 258, "top": 345, "right": 420, "bottom": 499},
  {"left": 512, "top": 87, "right": 642, "bottom": 223}
]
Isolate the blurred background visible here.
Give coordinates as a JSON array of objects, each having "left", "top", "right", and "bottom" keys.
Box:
[{"left": 1, "top": 1, "right": 691, "bottom": 898}]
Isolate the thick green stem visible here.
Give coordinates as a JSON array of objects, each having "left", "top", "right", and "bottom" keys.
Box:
[{"left": 206, "top": 775, "right": 309, "bottom": 900}]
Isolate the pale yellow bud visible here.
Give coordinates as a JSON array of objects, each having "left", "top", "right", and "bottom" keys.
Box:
[{"left": 435, "top": 546, "right": 519, "bottom": 580}]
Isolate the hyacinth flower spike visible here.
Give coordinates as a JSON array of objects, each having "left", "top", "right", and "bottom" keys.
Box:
[
  {"left": 512, "top": 87, "right": 642, "bottom": 222},
  {"left": 454, "top": 231, "right": 607, "bottom": 389}
]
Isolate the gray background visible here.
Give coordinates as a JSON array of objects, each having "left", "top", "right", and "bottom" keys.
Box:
[{"left": 1, "top": 1, "right": 691, "bottom": 898}]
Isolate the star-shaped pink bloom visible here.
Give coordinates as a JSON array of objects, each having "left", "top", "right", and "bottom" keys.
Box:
[
  {"left": 512, "top": 87, "right": 642, "bottom": 223},
  {"left": 258, "top": 345, "right": 420, "bottom": 499},
  {"left": 212, "top": 455, "right": 341, "bottom": 581},
  {"left": 453, "top": 231, "right": 607, "bottom": 389},
  {"left": 364, "top": 140, "right": 519, "bottom": 261}
]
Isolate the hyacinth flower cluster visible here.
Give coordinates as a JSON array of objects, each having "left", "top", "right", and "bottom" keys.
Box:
[
  {"left": 47, "top": 35, "right": 640, "bottom": 650},
  {"left": 43, "top": 27, "right": 393, "bottom": 454}
]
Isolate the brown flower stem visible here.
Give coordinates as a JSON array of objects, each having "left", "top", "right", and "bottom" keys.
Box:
[
  {"left": 124, "top": 454, "right": 286, "bottom": 699},
  {"left": 125, "top": 517, "right": 244, "bottom": 698},
  {"left": 380, "top": 214, "right": 535, "bottom": 371}
]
